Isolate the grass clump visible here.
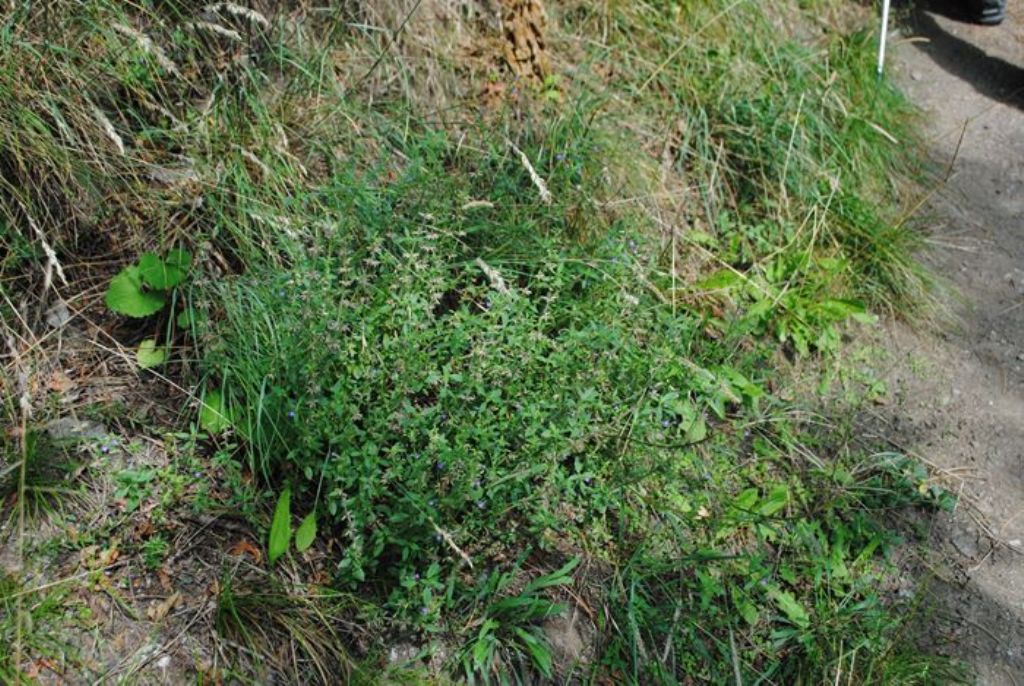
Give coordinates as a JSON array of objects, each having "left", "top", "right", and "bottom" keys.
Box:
[{"left": 198, "top": 77, "right": 946, "bottom": 686}]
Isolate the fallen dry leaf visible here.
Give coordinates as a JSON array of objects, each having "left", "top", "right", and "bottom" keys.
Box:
[
  {"left": 98, "top": 546, "right": 119, "bottom": 566},
  {"left": 147, "top": 592, "right": 181, "bottom": 622},
  {"left": 228, "top": 538, "right": 262, "bottom": 563},
  {"left": 132, "top": 519, "right": 156, "bottom": 541},
  {"left": 46, "top": 370, "right": 75, "bottom": 393},
  {"left": 157, "top": 567, "right": 173, "bottom": 592}
]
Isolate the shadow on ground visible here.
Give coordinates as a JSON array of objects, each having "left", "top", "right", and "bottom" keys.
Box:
[
  {"left": 855, "top": 3, "right": 1024, "bottom": 680},
  {"left": 902, "top": 1, "right": 1024, "bottom": 110}
]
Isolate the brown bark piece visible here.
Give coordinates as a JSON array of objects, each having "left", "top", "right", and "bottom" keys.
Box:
[{"left": 501, "top": 0, "right": 550, "bottom": 81}]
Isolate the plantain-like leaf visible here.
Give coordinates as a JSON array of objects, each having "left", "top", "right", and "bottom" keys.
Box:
[
  {"left": 269, "top": 488, "right": 292, "bottom": 564},
  {"left": 295, "top": 511, "right": 317, "bottom": 552}
]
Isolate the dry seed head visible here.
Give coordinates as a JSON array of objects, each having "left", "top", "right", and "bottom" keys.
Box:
[
  {"left": 203, "top": 3, "right": 271, "bottom": 29},
  {"left": 111, "top": 23, "right": 182, "bottom": 77},
  {"left": 188, "top": 21, "right": 243, "bottom": 42},
  {"left": 90, "top": 105, "right": 126, "bottom": 155}
]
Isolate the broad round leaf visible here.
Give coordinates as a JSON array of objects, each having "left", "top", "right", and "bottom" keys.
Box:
[
  {"left": 136, "top": 339, "right": 167, "bottom": 369},
  {"left": 139, "top": 252, "right": 186, "bottom": 290},
  {"left": 105, "top": 266, "right": 166, "bottom": 317},
  {"left": 199, "top": 389, "right": 231, "bottom": 433}
]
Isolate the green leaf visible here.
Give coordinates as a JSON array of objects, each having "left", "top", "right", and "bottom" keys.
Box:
[
  {"left": 758, "top": 484, "right": 789, "bottom": 516},
  {"left": 295, "top": 511, "right": 317, "bottom": 552},
  {"left": 105, "top": 266, "right": 166, "bottom": 317},
  {"left": 523, "top": 557, "right": 579, "bottom": 594},
  {"left": 136, "top": 339, "right": 167, "bottom": 369},
  {"left": 684, "top": 413, "right": 708, "bottom": 444},
  {"left": 719, "top": 367, "right": 764, "bottom": 402},
  {"left": 686, "top": 230, "right": 718, "bottom": 248},
  {"left": 816, "top": 298, "right": 866, "bottom": 320},
  {"left": 268, "top": 488, "right": 292, "bottom": 565},
  {"left": 137, "top": 253, "right": 181, "bottom": 290},
  {"left": 767, "top": 586, "right": 810, "bottom": 628},
  {"left": 139, "top": 251, "right": 190, "bottom": 290},
  {"left": 472, "top": 634, "right": 494, "bottom": 671},
  {"left": 165, "top": 248, "right": 192, "bottom": 272},
  {"left": 514, "top": 628, "right": 553, "bottom": 677},
  {"left": 734, "top": 488, "right": 759, "bottom": 512},
  {"left": 735, "top": 597, "right": 759, "bottom": 626},
  {"left": 199, "top": 389, "right": 231, "bottom": 433},
  {"left": 176, "top": 306, "right": 207, "bottom": 332},
  {"left": 697, "top": 269, "right": 743, "bottom": 291}
]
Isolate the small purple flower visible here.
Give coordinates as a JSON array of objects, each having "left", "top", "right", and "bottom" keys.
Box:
[
  {"left": 476, "top": 499, "right": 486, "bottom": 510},
  {"left": 420, "top": 606, "right": 429, "bottom": 616},
  {"left": 434, "top": 533, "right": 443, "bottom": 542},
  {"left": 583, "top": 476, "right": 592, "bottom": 485},
  {"left": 472, "top": 479, "right": 482, "bottom": 488},
  {"left": 193, "top": 471, "right": 202, "bottom": 478},
  {"left": 628, "top": 239, "right": 638, "bottom": 252},
  {"left": 662, "top": 419, "right": 671, "bottom": 428},
  {"left": 555, "top": 152, "right": 567, "bottom": 162},
  {"left": 287, "top": 410, "right": 296, "bottom": 419},
  {"left": 435, "top": 461, "right": 445, "bottom": 471},
  {"left": 429, "top": 498, "right": 438, "bottom": 507},
  {"left": 101, "top": 444, "right": 110, "bottom": 454},
  {"left": 439, "top": 412, "right": 448, "bottom": 423},
  {"left": 413, "top": 572, "right": 421, "bottom": 581}
]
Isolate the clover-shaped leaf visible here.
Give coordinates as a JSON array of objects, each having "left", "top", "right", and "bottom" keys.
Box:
[{"left": 105, "top": 266, "right": 166, "bottom": 317}]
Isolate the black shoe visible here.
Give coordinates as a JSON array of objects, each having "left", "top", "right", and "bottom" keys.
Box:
[{"left": 974, "top": 0, "right": 1007, "bottom": 24}]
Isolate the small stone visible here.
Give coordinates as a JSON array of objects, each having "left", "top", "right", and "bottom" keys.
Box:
[
  {"left": 951, "top": 522, "right": 980, "bottom": 559},
  {"left": 911, "top": 71, "right": 922, "bottom": 81},
  {"left": 45, "top": 301, "right": 71, "bottom": 329},
  {"left": 543, "top": 614, "right": 587, "bottom": 667},
  {"left": 45, "top": 417, "right": 107, "bottom": 441},
  {"left": 387, "top": 643, "right": 420, "bottom": 666}
]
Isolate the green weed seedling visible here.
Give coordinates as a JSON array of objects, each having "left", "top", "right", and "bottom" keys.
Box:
[
  {"left": 457, "top": 557, "right": 579, "bottom": 683},
  {"left": 104, "top": 249, "right": 193, "bottom": 369},
  {"left": 269, "top": 487, "right": 318, "bottom": 564}
]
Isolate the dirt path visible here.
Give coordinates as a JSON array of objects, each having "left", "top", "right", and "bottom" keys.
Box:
[{"left": 884, "top": 2, "right": 1024, "bottom": 683}]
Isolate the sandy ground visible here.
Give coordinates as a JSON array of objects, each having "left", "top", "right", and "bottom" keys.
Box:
[{"left": 885, "top": 1, "right": 1024, "bottom": 682}]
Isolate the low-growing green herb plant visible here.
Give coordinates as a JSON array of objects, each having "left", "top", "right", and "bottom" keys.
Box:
[
  {"left": 104, "top": 249, "right": 193, "bottom": 368},
  {"left": 197, "top": 113, "right": 949, "bottom": 681}
]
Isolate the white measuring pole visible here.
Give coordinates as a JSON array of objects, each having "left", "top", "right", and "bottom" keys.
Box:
[{"left": 877, "top": 0, "right": 892, "bottom": 80}]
